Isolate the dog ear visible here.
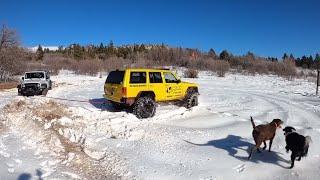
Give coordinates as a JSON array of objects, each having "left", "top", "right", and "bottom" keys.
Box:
[
  {"left": 290, "top": 127, "right": 296, "bottom": 131},
  {"left": 284, "top": 126, "right": 296, "bottom": 132},
  {"left": 273, "top": 119, "right": 283, "bottom": 125}
]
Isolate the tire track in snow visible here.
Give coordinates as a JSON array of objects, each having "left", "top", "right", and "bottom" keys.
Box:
[{"left": 247, "top": 92, "right": 320, "bottom": 127}]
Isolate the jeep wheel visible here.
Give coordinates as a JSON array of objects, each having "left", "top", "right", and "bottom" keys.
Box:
[
  {"left": 41, "top": 89, "right": 48, "bottom": 96},
  {"left": 133, "top": 96, "right": 156, "bottom": 119},
  {"left": 184, "top": 90, "right": 198, "bottom": 109}
]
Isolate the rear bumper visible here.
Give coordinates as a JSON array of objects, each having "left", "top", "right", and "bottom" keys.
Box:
[{"left": 103, "top": 94, "right": 135, "bottom": 106}]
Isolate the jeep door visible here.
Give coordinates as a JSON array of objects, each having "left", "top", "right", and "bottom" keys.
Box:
[
  {"left": 163, "top": 72, "right": 183, "bottom": 100},
  {"left": 148, "top": 71, "right": 166, "bottom": 101}
]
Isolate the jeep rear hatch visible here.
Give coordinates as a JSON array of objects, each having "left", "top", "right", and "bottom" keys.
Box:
[
  {"left": 105, "top": 71, "right": 125, "bottom": 84},
  {"left": 104, "top": 71, "right": 126, "bottom": 103}
]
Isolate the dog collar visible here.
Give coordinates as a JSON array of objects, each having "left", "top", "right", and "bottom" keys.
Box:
[{"left": 285, "top": 131, "right": 294, "bottom": 137}]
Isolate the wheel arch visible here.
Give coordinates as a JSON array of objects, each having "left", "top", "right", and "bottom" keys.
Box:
[
  {"left": 186, "top": 86, "right": 199, "bottom": 94},
  {"left": 136, "top": 91, "right": 156, "bottom": 100}
]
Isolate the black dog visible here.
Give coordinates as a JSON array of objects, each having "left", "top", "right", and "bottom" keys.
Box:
[{"left": 283, "top": 126, "right": 311, "bottom": 168}]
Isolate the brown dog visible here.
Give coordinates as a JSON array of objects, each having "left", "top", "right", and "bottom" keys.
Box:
[{"left": 248, "top": 116, "right": 283, "bottom": 159}]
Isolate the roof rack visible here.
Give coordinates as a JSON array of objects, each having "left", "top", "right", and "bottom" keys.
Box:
[{"left": 154, "top": 67, "right": 170, "bottom": 70}]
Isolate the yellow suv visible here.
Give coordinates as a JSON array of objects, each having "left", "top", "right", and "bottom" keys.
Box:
[{"left": 104, "top": 68, "right": 199, "bottom": 118}]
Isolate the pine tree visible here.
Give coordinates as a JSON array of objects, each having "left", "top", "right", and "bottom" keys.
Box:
[
  {"left": 246, "top": 51, "right": 255, "bottom": 60},
  {"left": 308, "top": 55, "right": 314, "bottom": 69},
  {"left": 106, "top": 41, "right": 115, "bottom": 58},
  {"left": 98, "top": 43, "right": 104, "bottom": 54},
  {"left": 282, "top": 53, "right": 288, "bottom": 60},
  {"left": 315, "top": 53, "right": 320, "bottom": 69},
  {"left": 44, "top": 48, "right": 50, "bottom": 53},
  {"left": 36, "top": 45, "right": 44, "bottom": 61},
  {"left": 208, "top": 48, "right": 216, "bottom": 59},
  {"left": 295, "top": 58, "right": 302, "bottom": 67},
  {"left": 301, "top": 56, "right": 308, "bottom": 68},
  {"left": 219, "top": 50, "right": 230, "bottom": 60},
  {"left": 73, "top": 44, "right": 84, "bottom": 60},
  {"left": 289, "top": 54, "right": 295, "bottom": 61},
  {"left": 58, "top": 45, "right": 64, "bottom": 53},
  {"left": 139, "top": 44, "right": 146, "bottom": 52}
]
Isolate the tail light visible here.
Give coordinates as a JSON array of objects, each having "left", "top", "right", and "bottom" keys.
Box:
[{"left": 122, "top": 87, "right": 127, "bottom": 97}]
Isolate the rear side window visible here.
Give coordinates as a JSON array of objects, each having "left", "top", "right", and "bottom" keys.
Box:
[
  {"left": 130, "top": 72, "right": 146, "bottom": 84},
  {"left": 149, "top": 72, "right": 163, "bottom": 83},
  {"left": 106, "top": 71, "right": 125, "bottom": 84}
]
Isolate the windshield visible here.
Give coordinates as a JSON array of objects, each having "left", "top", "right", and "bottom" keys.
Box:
[
  {"left": 106, "top": 71, "right": 125, "bottom": 84},
  {"left": 25, "top": 72, "right": 44, "bottom": 79},
  {"left": 164, "top": 72, "right": 178, "bottom": 83}
]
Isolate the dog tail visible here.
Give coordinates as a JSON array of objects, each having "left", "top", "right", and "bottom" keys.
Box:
[
  {"left": 305, "top": 136, "right": 312, "bottom": 145},
  {"left": 302, "top": 136, "right": 312, "bottom": 157},
  {"left": 250, "top": 116, "right": 256, "bottom": 129}
]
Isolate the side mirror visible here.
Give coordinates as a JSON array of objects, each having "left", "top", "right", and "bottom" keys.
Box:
[
  {"left": 22, "top": 77, "right": 24, "bottom": 81},
  {"left": 177, "top": 79, "right": 181, "bottom": 83}
]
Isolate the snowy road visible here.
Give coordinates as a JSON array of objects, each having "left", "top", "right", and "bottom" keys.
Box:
[{"left": 1, "top": 71, "right": 320, "bottom": 179}]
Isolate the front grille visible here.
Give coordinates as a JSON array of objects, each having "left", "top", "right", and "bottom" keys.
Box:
[{"left": 24, "top": 83, "right": 38, "bottom": 88}]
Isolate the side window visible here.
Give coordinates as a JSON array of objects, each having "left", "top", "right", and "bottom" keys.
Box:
[
  {"left": 130, "top": 72, "right": 146, "bottom": 84},
  {"left": 149, "top": 72, "right": 163, "bottom": 83},
  {"left": 164, "top": 72, "right": 177, "bottom": 83}
]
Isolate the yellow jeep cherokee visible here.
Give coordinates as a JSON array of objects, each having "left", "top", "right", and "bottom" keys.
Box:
[{"left": 104, "top": 68, "right": 199, "bottom": 118}]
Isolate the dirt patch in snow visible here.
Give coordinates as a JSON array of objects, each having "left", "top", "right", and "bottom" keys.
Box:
[
  {"left": 32, "top": 100, "right": 70, "bottom": 121},
  {"left": 2, "top": 97, "right": 131, "bottom": 179},
  {"left": 0, "top": 122, "right": 6, "bottom": 133},
  {"left": 0, "top": 82, "right": 18, "bottom": 90},
  {"left": 3, "top": 99, "right": 26, "bottom": 112}
]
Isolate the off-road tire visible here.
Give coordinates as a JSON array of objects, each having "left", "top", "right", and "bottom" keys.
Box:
[
  {"left": 41, "top": 89, "right": 48, "bottom": 96},
  {"left": 49, "top": 81, "right": 53, "bottom": 90},
  {"left": 133, "top": 96, "right": 156, "bottom": 119},
  {"left": 17, "top": 85, "right": 22, "bottom": 96},
  {"left": 184, "top": 89, "right": 198, "bottom": 109}
]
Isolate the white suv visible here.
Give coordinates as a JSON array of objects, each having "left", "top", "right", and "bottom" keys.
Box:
[{"left": 17, "top": 70, "right": 52, "bottom": 96}]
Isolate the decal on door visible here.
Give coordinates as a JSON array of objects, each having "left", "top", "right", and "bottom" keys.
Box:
[{"left": 166, "top": 86, "right": 182, "bottom": 97}]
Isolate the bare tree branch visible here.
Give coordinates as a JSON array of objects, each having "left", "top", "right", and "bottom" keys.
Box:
[{"left": 0, "top": 24, "right": 19, "bottom": 50}]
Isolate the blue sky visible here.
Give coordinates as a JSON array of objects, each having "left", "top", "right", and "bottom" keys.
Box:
[{"left": 1, "top": 0, "right": 319, "bottom": 58}]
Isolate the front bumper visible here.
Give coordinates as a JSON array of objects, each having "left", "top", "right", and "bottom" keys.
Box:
[{"left": 19, "top": 87, "right": 45, "bottom": 96}]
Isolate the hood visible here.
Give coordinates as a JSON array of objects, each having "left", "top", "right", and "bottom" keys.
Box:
[
  {"left": 22, "top": 79, "right": 46, "bottom": 84},
  {"left": 180, "top": 81, "right": 197, "bottom": 86}
]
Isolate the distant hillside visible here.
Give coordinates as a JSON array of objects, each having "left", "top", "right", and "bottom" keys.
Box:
[{"left": 28, "top": 46, "right": 59, "bottom": 52}]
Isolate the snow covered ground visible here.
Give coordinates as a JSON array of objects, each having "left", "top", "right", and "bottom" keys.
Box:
[{"left": 1, "top": 70, "right": 320, "bottom": 179}]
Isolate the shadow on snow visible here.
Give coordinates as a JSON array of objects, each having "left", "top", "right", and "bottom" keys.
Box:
[
  {"left": 89, "top": 98, "right": 131, "bottom": 113},
  {"left": 184, "top": 134, "right": 289, "bottom": 168},
  {"left": 18, "top": 169, "right": 43, "bottom": 180}
]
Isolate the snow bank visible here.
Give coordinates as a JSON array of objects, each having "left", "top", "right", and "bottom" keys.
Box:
[{"left": 1, "top": 97, "right": 133, "bottom": 179}]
